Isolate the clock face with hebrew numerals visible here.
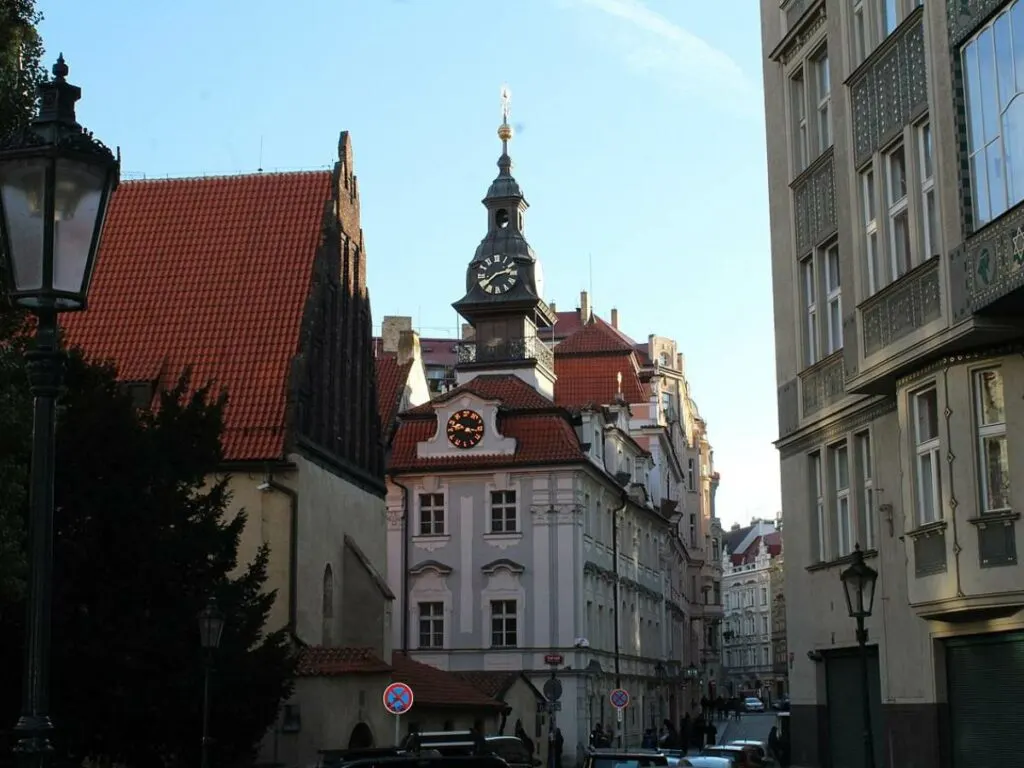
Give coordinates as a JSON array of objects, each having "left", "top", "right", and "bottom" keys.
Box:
[
  {"left": 446, "top": 409, "right": 485, "bottom": 449},
  {"left": 476, "top": 254, "right": 518, "bottom": 295}
]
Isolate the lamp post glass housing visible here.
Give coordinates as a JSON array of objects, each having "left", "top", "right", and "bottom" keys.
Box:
[
  {"left": 0, "top": 55, "right": 119, "bottom": 312},
  {"left": 198, "top": 598, "right": 225, "bottom": 650},
  {"left": 840, "top": 545, "right": 878, "bottom": 619}
]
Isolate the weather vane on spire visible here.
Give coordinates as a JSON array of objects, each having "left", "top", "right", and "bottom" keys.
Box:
[
  {"left": 500, "top": 84, "right": 511, "bottom": 125},
  {"left": 498, "top": 84, "right": 514, "bottom": 145}
]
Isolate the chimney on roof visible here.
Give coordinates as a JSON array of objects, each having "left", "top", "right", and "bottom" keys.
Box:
[
  {"left": 611, "top": 308, "right": 619, "bottom": 329},
  {"left": 579, "top": 290, "right": 591, "bottom": 323},
  {"left": 461, "top": 323, "right": 476, "bottom": 341},
  {"left": 550, "top": 301, "right": 557, "bottom": 313},
  {"left": 397, "top": 329, "right": 422, "bottom": 368},
  {"left": 382, "top": 316, "right": 413, "bottom": 353}
]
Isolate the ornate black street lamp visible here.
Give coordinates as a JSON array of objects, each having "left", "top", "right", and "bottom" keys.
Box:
[
  {"left": 198, "top": 598, "right": 226, "bottom": 768},
  {"left": 840, "top": 545, "right": 878, "bottom": 768},
  {"left": 0, "top": 55, "right": 119, "bottom": 764}
]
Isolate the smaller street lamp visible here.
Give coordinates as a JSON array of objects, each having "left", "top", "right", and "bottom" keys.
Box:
[
  {"left": 684, "top": 663, "right": 699, "bottom": 681},
  {"left": 198, "top": 598, "right": 226, "bottom": 768},
  {"left": 840, "top": 545, "right": 878, "bottom": 768}
]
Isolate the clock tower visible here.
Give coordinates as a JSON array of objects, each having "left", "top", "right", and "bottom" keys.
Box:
[{"left": 452, "top": 86, "right": 557, "bottom": 398}]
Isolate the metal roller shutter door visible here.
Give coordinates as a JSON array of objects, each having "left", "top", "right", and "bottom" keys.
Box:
[
  {"left": 825, "top": 649, "right": 883, "bottom": 768},
  {"left": 946, "top": 631, "right": 1024, "bottom": 768}
]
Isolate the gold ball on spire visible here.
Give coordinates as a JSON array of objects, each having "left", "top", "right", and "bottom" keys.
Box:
[{"left": 498, "top": 123, "right": 514, "bottom": 142}]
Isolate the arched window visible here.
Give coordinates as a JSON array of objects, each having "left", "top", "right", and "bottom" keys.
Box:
[{"left": 322, "top": 564, "right": 334, "bottom": 646}]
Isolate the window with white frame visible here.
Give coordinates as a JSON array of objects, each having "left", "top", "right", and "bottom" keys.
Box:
[
  {"left": 418, "top": 493, "right": 445, "bottom": 536},
  {"left": 886, "top": 143, "right": 912, "bottom": 279},
  {"left": 813, "top": 47, "right": 831, "bottom": 152},
  {"left": 417, "top": 602, "right": 444, "bottom": 649},
  {"left": 962, "top": 2, "right": 1024, "bottom": 228},
  {"left": 791, "top": 68, "right": 809, "bottom": 174},
  {"left": 802, "top": 256, "right": 818, "bottom": 366},
  {"left": 687, "top": 458, "right": 695, "bottom": 490},
  {"left": 490, "top": 490, "right": 517, "bottom": 533},
  {"left": 490, "top": 600, "right": 518, "bottom": 648},
  {"left": 832, "top": 442, "right": 853, "bottom": 556},
  {"left": 913, "top": 387, "right": 942, "bottom": 526},
  {"left": 856, "top": 431, "right": 877, "bottom": 550},
  {"left": 974, "top": 368, "right": 1011, "bottom": 514},
  {"left": 862, "top": 169, "right": 884, "bottom": 294},
  {"left": 882, "top": 0, "right": 898, "bottom": 36},
  {"left": 811, "top": 451, "right": 827, "bottom": 562},
  {"left": 852, "top": 0, "right": 867, "bottom": 66},
  {"left": 825, "top": 243, "right": 842, "bottom": 353},
  {"left": 918, "top": 121, "right": 937, "bottom": 258}
]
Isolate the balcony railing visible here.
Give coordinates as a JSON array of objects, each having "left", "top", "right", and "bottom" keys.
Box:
[{"left": 456, "top": 337, "right": 554, "bottom": 372}]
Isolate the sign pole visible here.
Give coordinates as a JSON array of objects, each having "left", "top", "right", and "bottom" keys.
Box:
[{"left": 394, "top": 713, "right": 400, "bottom": 748}]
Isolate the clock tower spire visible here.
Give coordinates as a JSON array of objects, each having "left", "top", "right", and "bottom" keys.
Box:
[{"left": 453, "top": 85, "right": 557, "bottom": 398}]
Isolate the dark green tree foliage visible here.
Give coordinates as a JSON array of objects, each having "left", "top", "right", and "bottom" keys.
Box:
[
  {"left": 0, "top": 0, "right": 45, "bottom": 140},
  {"left": 0, "top": 0, "right": 44, "bottom": 606},
  {"left": 0, "top": 354, "right": 295, "bottom": 766}
]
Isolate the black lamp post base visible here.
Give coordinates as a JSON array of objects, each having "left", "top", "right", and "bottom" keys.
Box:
[{"left": 12, "top": 714, "right": 55, "bottom": 768}]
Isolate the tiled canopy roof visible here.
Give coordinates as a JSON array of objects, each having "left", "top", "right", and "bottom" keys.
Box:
[
  {"left": 61, "top": 171, "right": 333, "bottom": 461},
  {"left": 296, "top": 646, "right": 392, "bottom": 676},
  {"left": 452, "top": 670, "right": 523, "bottom": 699},
  {"left": 376, "top": 354, "right": 413, "bottom": 436},
  {"left": 553, "top": 322, "right": 645, "bottom": 409},
  {"left": 390, "top": 653, "right": 507, "bottom": 710}
]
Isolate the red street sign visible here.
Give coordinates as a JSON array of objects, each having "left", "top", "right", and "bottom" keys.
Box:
[
  {"left": 544, "top": 653, "right": 564, "bottom": 666},
  {"left": 383, "top": 682, "right": 414, "bottom": 714}
]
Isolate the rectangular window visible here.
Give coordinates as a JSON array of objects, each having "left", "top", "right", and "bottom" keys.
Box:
[
  {"left": 832, "top": 442, "right": 853, "bottom": 556},
  {"left": 417, "top": 602, "right": 444, "bottom": 649},
  {"left": 913, "top": 387, "right": 942, "bottom": 526},
  {"left": 811, "top": 451, "right": 827, "bottom": 561},
  {"left": 418, "top": 493, "right": 445, "bottom": 536},
  {"left": 490, "top": 489, "right": 517, "bottom": 533},
  {"left": 802, "top": 256, "right": 818, "bottom": 366},
  {"left": 825, "top": 243, "right": 842, "bottom": 353},
  {"left": 490, "top": 600, "right": 518, "bottom": 648},
  {"left": 886, "top": 143, "right": 912, "bottom": 279},
  {"left": 852, "top": 0, "right": 867, "bottom": 65},
  {"left": 856, "top": 431, "right": 877, "bottom": 550},
  {"left": 918, "top": 122, "right": 937, "bottom": 258},
  {"left": 687, "top": 458, "right": 695, "bottom": 490},
  {"left": 962, "top": 4, "right": 1022, "bottom": 228},
  {"left": 760, "top": 587, "right": 768, "bottom": 606},
  {"left": 791, "top": 68, "right": 809, "bottom": 173},
  {"left": 882, "top": 0, "right": 899, "bottom": 36},
  {"left": 813, "top": 48, "right": 831, "bottom": 152},
  {"left": 862, "top": 169, "right": 884, "bottom": 294},
  {"left": 974, "top": 369, "right": 1011, "bottom": 514}
]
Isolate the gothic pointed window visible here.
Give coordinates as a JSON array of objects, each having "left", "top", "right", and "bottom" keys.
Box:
[{"left": 322, "top": 564, "right": 334, "bottom": 646}]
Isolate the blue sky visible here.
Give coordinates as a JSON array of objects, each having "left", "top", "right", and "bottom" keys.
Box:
[{"left": 38, "top": 0, "right": 779, "bottom": 528}]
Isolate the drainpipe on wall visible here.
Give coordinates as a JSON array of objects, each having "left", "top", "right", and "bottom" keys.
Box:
[
  {"left": 612, "top": 492, "right": 627, "bottom": 747},
  {"left": 389, "top": 474, "right": 412, "bottom": 654},
  {"left": 259, "top": 472, "right": 300, "bottom": 637}
]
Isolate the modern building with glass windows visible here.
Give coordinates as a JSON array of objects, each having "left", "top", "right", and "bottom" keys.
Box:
[{"left": 760, "top": 0, "right": 1024, "bottom": 765}]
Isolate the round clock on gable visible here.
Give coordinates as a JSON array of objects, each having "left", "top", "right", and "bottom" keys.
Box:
[{"left": 446, "top": 409, "right": 485, "bottom": 449}]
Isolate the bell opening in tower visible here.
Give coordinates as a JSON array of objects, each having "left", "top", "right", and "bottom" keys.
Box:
[{"left": 495, "top": 208, "right": 509, "bottom": 229}]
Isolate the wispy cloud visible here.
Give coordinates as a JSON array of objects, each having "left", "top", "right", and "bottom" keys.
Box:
[{"left": 562, "top": 0, "right": 761, "bottom": 117}]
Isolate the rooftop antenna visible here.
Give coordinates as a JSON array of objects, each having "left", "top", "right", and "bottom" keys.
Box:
[{"left": 258, "top": 136, "right": 264, "bottom": 173}]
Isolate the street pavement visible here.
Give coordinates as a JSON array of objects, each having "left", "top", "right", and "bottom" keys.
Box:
[{"left": 716, "top": 711, "right": 775, "bottom": 745}]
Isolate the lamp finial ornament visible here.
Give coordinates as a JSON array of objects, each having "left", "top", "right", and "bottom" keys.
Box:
[{"left": 498, "top": 84, "right": 513, "bottom": 144}]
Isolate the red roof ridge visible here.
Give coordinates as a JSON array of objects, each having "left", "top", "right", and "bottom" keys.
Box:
[
  {"left": 122, "top": 169, "right": 332, "bottom": 185},
  {"left": 555, "top": 320, "right": 638, "bottom": 356},
  {"left": 403, "top": 374, "right": 554, "bottom": 416},
  {"left": 391, "top": 652, "right": 507, "bottom": 709}
]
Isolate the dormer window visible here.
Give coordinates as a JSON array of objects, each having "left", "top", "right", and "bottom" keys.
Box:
[{"left": 659, "top": 352, "right": 671, "bottom": 367}]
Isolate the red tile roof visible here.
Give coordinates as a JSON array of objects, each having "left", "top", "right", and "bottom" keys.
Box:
[
  {"left": 390, "top": 412, "right": 585, "bottom": 472},
  {"left": 555, "top": 321, "right": 636, "bottom": 355},
  {"left": 296, "top": 646, "right": 392, "bottom": 677},
  {"left": 405, "top": 374, "right": 555, "bottom": 414},
  {"left": 61, "top": 171, "right": 333, "bottom": 462},
  {"left": 376, "top": 353, "right": 413, "bottom": 435},
  {"left": 391, "top": 653, "right": 507, "bottom": 710},
  {"left": 552, "top": 311, "right": 636, "bottom": 345},
  {"left": 452, "top": 671, "right": 523, "bottom": 699}
]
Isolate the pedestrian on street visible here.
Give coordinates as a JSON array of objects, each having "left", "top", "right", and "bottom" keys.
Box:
[
  {"left": 705, "top": 720, "right": 718, "bottom": 747},
  {"left": 554, "top": 727, "right": 564, "bottom": 768},
  {"left": 679, "top": 714, "right": 691, "bottom": 753}
]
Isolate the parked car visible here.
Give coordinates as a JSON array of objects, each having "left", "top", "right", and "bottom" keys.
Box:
[
  {"left": 679, "top": 758, "right": 737, "bottom": 768},
  {"left": 582, "top": 748, "right": 669, "bottom": 768},
  {"left": 743, "top": 697, "right": 765, "bottom": 712},
  {"left": 726, "top": 742, "right": 767, "bottom": 767},
  {"left": 771, "top": 695, "right": 790, "bottom": 712},
  {"left": 701, "top": 746, "right": 756, "bottom": 768}
]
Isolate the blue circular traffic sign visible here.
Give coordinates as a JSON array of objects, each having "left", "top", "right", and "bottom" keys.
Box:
[
  {"left": 384, "top": 682, "right": 414, "bottom": 714},
  {"left": 610, "top": 688, "right": 630, "bottom": 710}
]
